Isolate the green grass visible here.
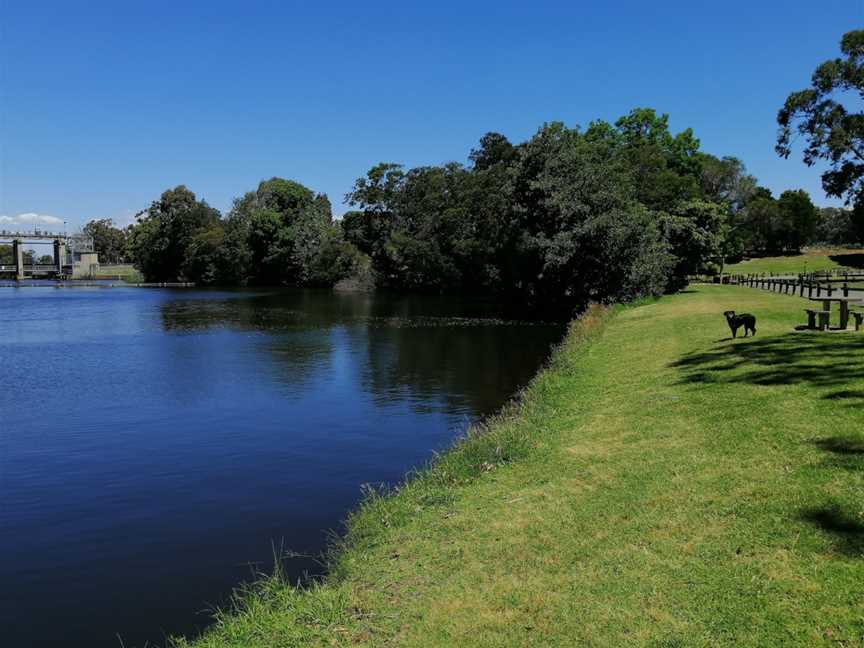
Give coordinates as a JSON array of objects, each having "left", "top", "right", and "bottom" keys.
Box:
[
  {"left": 725, "top": 247, "right": 864, "bottom": 275},
  {"left": 94, "top": 263, "right": 144, "bottom": 282},
  {"left": 176, "top": 286, "right": 864, "bottom": 647}
]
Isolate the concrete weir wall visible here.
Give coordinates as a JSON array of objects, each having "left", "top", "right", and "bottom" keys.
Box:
[
  {"left": 1, "top": 232, "right": 92, "bottom": 279},
  {"left": 72, "top": 252, "right": 100, "bottom": 278},
  {"left": 13, "top": 239, "right": 24, "bottom": 279}
]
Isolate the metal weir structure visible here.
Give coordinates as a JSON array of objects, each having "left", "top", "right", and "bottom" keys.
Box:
[{"left": 0, "top": 230, "right": 95, "bottom": 279}]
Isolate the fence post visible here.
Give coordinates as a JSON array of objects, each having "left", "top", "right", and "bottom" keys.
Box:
[{"left": 843, "top": 282, "right": 849, "bottom": 297}]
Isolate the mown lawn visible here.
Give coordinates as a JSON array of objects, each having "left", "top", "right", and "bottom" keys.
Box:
[
  {"left": 725, "top": 248, "right": 864, "bottom": 275},
  {"left": 178, "top": 285, "right": 864, "bottom": 647}
]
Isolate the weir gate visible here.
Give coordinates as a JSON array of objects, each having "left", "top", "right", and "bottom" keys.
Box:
[{"left": 0, "top": 230, "right": 93, "bottom": 279}]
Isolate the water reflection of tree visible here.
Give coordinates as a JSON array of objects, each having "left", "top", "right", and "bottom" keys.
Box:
[
  {"left": 351, "top": 321, "right": 563, "bottom": 418},
  {"left": 157, "top": 289, "right": 563, "bottom": 416},
  {"left": 158, "top": 289, "right": 550, "bottom": 332},
  {"left": 159, "top": 290, "right": 379, "bottom": 332},
  {"left": 158, "top": 291, "right": 342, "bottom": 394}
]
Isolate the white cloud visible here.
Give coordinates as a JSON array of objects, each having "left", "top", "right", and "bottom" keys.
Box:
[{"left": 0, "top": 213, "right": 65, "bottom": 228}]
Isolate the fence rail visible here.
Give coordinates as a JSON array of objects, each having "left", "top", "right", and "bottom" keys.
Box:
[{"left": 720, "top": 272, "right": 862, "bottom": 300}]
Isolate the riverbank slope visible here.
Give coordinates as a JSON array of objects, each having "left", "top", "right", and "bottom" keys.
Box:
[{"left": 180, "top": 285, "right": 864, "bottom": 647}]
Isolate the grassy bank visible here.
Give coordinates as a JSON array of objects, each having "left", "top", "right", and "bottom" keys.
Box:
[
  {"left": 178, "top": 285, "right": 864, "bottom": 647},
  {"left": 725, "top": 247, "right": 864, "bottom": 275},
  {"left": 94, "top": 263, "right": 144, "bottom": 282}
]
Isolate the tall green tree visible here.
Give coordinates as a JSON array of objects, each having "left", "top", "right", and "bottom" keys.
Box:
[
  {"left": 698, "top": 154, "right": 757, "bottom": 212},
  {"left": 814, "top": 206, "right": 855, "bottom": 244},
  {"left": 613, "top": 108, "right": 702, "bottom": 211},
  {"left": 128, "top": 186, "right": 221, "bottom": 281},
  {"left": 662, "top": 200, "right": 727, "bottom": 287},
  {"left": 229, "top": 178, "right": 355, "bottom": 286},
  {"left": 469, "top": 132, "right": 516, "bottom": 171},
  {"left": 776, "top": 189, "right": 818, "bottom": 251},
  {"left": 83, "top": 218, "right": 128, "bottom": 264},
  {"left": 777, "top": 30, "right": 864, "bottom": 205},
  {"left": 741, "top": 194, "right": 782, "bottom": 254}
]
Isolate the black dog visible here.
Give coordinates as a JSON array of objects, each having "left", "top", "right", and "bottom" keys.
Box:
[{"left": 724, "top": 310, "right": 757, "bottom": 338}]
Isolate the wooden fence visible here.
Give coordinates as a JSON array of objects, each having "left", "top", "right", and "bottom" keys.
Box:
[{"left": 720, "top": 273, "right": 862, "bottom": 299}]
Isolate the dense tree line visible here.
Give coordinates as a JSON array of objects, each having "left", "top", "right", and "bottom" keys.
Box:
[
  {"left": 90, "top": 21, "right": 864, "bottom": 314},
  {"left": 124, "top": 179, "right": 362, "bottom": 287},
  {"left": 89, "top": 105, "right": 855, "bottom": 313},
  {"left": 339, "top": 109, "right": 845, "bottom": 307}
]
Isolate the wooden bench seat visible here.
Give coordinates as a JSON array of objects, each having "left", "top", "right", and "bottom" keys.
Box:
[{"left": 804, "top": 308, "right": 831, "bottom": 331}]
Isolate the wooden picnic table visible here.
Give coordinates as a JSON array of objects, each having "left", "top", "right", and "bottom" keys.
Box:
[{"left": 808, "top": 296, "right": 862, "bottom": 330}]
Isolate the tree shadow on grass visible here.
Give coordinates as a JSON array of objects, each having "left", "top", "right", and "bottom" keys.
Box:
[
  {"left": 801, "top": 440, "right": 863, "bottom": 554},
  {"left": 671, "top": 332, "right": 864, "bottom": 394},
  {"left": 812, "top": 435, "right": 864, "bottom": 471},
  {"left": 814, "top": 436, "right": 864, "bottom": 455},
  {"left": 799, "top": 506, "right": 864, "bottom": 557},
  {"left": 830, "top": 253, "right": 864, "bottom": 269}
]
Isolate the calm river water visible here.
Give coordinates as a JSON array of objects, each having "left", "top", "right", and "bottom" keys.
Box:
[{"left": 0, "top": 285, "right": 563, "bottom": 647}]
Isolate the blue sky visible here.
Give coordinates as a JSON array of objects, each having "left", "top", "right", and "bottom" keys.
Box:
[{"left": 1, "top": 1, "right": 860, "bottom": 231}]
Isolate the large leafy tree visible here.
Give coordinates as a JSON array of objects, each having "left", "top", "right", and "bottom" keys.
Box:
[
  {"left": 182, "top": 221, "right": 239, "bottom": 286},
  {"left": 83, "top": 218, "right": 128, "bottom": 264},
  {"left": 698, "top": 154, "right": 757, "bottom": 212},
  {"left": 469, "top": 132, "right": 516, "bottom": 171},
  {"left": 814, "top": 206, "right": 856, "bottom": 244},
  {"left": 776, "top": 189, "right": 818, "bottom": 251},
  {"left": 128, "top": 186, "right": 221, "bottom": 281},
  {"left": 662, "top": 200, "right": 727, "bottom": 287},
  {"left": 740, "top": 193, "right": 782, "bottom": 255},
  {"left": 229, "top": 178, "right": 355, "bottom": 286},
  {"left": 613, "top": 108, "right": 702, "bottom": 211},
  {"left": 777, "top": 30, "right": 864, "bottom": 204},
  {"left": 345, "top": 163, "right": 406, "bottom": 286}
]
